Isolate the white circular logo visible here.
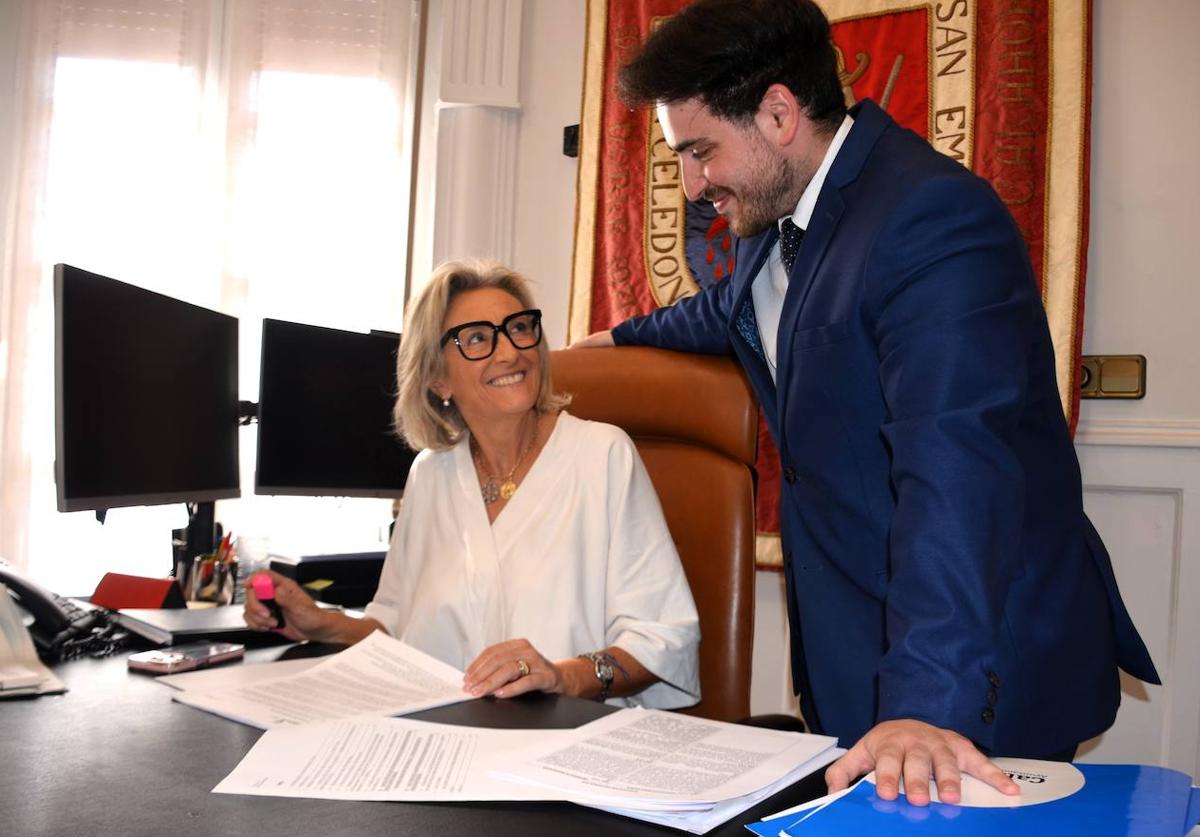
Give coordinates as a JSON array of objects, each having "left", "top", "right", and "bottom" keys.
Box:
[{"left": 866, "top": 757, "right": 1085, "bottom": 807}]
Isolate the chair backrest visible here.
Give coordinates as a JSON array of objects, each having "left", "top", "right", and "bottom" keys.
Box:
[{"left": 550, "top": 346, "right": 757, "bottom": 721}]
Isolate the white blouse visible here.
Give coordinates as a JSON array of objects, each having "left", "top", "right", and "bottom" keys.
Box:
[{"left": 364, "top": 411, "right": 700, "bottom": 708}]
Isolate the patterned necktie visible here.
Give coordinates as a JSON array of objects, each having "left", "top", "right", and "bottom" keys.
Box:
[{"left": 779, "top": 217, "right": 805, "bottom": 274}]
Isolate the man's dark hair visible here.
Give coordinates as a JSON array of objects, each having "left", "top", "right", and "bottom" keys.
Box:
[{"left": 618, "top": 0, "right": 847, "bottom": 132}]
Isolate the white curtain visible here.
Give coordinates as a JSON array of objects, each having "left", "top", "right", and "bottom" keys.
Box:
[{"left": 0, "top": 0, "right": 419, "bottom": 591}]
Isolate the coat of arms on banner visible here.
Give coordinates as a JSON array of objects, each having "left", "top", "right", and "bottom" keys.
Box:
[{"left": 571, "top": 0, "right": 1092, "bottom": 569}]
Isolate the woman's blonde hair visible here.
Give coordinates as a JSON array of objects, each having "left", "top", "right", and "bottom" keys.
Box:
[{"left": 393, "top": 258, "right": 570, "bottom": 451}]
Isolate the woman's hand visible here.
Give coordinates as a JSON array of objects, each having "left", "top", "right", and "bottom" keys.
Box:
[
  {"left": 242, "top": 570, "right": 328, "bottom": 642},
  {"left": 463, "top": 638, "right": 573, "bottom": 699}
]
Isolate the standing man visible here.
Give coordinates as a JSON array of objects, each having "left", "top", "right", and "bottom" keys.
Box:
[{"left": 573, "top": 0, "right": 1158, "bottom": 806}]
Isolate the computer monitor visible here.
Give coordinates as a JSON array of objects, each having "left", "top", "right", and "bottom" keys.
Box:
[
  {"left": 254, "top": 318, "right": 415, "bottom": 498},
  {"left": 54, "top": 264, "right": 241, "bottom": 514}
]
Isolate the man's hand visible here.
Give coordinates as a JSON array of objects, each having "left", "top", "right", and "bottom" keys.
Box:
[
  {"left": 567, "top": 329, "right": 614, "bottom": 349},
  {"left": 825, "top": 719, "right": 1019, "bottom": 806}
]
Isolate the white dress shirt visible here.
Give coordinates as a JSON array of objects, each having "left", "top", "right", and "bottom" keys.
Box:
[
  {"left": 752, "top": 113, "right": 854, "bottom": 381},
  {"left": 364, "top": 411, "right": 701, "bottom": 709}
]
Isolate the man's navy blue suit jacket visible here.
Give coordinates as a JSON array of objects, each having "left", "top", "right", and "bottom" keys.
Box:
[{"left": 613, "top": 99, "right": 1158, "bottom": 756}]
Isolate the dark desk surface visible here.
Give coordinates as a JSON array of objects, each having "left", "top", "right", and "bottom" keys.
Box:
[{"left": 1, "top": 643, "right": 826, "bottom": 837}]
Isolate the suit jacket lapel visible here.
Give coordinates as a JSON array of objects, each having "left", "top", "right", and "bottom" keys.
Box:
[
  {"left": 775, "top": 99, "right": 891, "bottom": 423},
  {"left": 775, "top": 189, "right": 844, "bottom": 419}
]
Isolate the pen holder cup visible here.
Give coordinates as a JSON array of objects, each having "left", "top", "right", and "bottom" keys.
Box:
[{"left": 189, "top": 556, "right": 238, "bottom": 605}]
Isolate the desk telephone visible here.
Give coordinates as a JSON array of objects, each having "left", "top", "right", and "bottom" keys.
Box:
[{"left": 0, "top": 563, "right": 106, "bottom": 659}]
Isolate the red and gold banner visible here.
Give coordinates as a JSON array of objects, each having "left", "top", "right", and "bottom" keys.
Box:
[{"left": 570, "top": 0, "right": 1092, "bottom": 568}]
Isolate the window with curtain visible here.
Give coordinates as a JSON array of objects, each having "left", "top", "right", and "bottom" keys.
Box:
[{"left": 0, "top": 0, "right": 420, "bottom": 593}]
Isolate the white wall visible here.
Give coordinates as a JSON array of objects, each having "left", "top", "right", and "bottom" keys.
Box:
[
  {"left": 510, "top": 0, "right": 584, "bottom": 349},
  {"left": 408, "top": 0, "right": 582, "bottom": 343},
  {"left": 1081, "top": 0, "right": 1200, "bottom": 425}
]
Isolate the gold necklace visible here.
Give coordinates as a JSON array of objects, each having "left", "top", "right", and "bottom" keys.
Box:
[{"left": 472, "top": 418, "right": 538, "bottom": 504}]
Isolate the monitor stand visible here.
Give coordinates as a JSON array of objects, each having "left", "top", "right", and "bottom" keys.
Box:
[{"left": 172, "top": 501, "right": 220, "bottom": 582}]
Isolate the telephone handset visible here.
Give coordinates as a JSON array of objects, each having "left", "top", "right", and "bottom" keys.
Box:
[{"left": 0, "top": 563, "right": 103, "bottom": 659}]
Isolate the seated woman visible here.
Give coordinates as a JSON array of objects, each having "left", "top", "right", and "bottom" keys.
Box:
[{"left": 244, "top": 259, "right": 700, "bottom": 707}]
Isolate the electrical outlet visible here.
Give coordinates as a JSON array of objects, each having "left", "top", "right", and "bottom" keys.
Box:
[{"left": 1080, "top": 355, "right": 1146, "bottom": 399}]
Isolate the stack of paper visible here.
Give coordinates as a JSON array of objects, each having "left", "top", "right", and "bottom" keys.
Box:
[
  {"left": 172, "top": 631, "right": 473, "bottom": 727},
  {"left": 493, "top": 708, "right": 842, "bottom": 833},
  {"left": 214, "top": 716, "right": 568, "bottom": 802},
  {"left": 0, "top": 583, "right": 65, "bottom": 698},
  {"left": 211, "top": 701, "right": 840, "bottom": 834}
]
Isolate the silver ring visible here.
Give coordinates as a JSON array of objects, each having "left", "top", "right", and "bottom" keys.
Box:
[{"left": 516, "top": 658, "right": 530, "bottom": 678}]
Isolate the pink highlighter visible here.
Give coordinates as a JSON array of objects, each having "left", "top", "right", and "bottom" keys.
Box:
[{"left": 252, "top": 574, "right": 286, "bottom": 630}]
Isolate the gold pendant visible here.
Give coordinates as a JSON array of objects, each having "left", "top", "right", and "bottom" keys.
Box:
[{"left": 499, "top": 480, "right": 517, "bottom": 501}]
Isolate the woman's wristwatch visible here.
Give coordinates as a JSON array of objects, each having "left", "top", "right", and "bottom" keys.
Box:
[{"left": 578, "top": 652, "right": 615, "bottom": 701}]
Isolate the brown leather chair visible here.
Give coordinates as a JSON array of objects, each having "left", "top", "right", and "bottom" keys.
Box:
[{"left": 550, "top": 346, "right": 757, "bottom": 721}]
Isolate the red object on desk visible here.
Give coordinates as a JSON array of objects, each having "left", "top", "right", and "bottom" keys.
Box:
[{"left": 90, "top": 572, "right": 187, "bottom": 610}]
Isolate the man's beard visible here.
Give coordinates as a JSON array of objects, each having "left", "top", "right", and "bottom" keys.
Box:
[{"left": 706, "top": 134, "right": 809, "bottom": 238}]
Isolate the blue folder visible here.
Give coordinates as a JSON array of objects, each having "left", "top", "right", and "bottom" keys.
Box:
[{"left": 749, "top": 764, "right": 1200, "bottom": 836}]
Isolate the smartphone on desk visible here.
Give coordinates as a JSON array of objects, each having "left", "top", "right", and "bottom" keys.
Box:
[{"left": 127, "top": 641, "right": 245, "bottom": 674}]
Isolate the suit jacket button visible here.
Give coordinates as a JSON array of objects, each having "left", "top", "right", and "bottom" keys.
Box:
[
  {"left": 784, "top": 467, "right": 798, "bottom": 484},
  {"left": 981, "top": 707, "right": 996, "bottom": 724},
  {"left": 988, "top": 671, "right": 1002, "bottom": 688},
  {"left": 986, "top": 688, "right": 998, "bottom": 706}
]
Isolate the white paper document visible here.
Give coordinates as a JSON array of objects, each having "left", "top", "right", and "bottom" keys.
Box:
[
  {"left": 494, "top": 708, "right": 839, "bottom": 812},
  {"left": 156, "top": 655, "right": 322, "bottom": 691},
  {"left": 755, "top": 776, "right": 862, "bottom": 832},
  {"left": 214, "top": 716, "right": 569, "bottom": 801},
  {"left": 173, "top": 631, "right": 470, "bottom": 728},
  {"left": 591, "top": 745, "right": 844, "bottom": 834}
]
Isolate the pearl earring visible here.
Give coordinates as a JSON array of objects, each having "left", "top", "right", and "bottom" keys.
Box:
[{"left": 442, "top": 397, "right": 451, "bottom": 408}]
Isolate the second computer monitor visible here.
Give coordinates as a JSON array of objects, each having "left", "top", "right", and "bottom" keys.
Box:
[{"left": 255, "top": 318, "right": 416, "bottom": 498}]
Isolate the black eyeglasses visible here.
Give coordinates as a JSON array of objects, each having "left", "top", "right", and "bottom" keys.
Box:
[{"left": 439, "top": 309, "right": 543, "bottom": 361}]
